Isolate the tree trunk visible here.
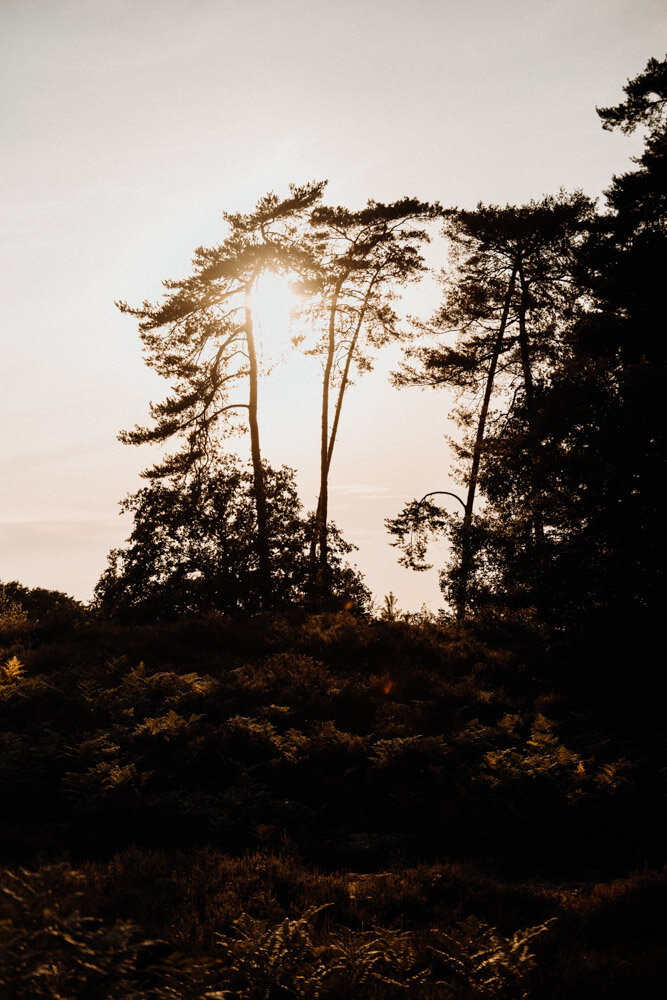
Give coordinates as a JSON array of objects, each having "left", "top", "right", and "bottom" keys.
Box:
[
  {"left": 517, "top": 264, "right": 544, "bottom": 546},
  {"left": 517, "top": 266, "right": 535, "bottom": 413},
  {"left": 311, "top": 274, "right": 378, "bottom": 575},
  {"left": 312, "top": 277, "right": 345, "bottom": 595},
  {"left": 326, "top": 274, "right": 379, "bottom": 474},
  {"left": 457, "top": 263, "right": 518, "bottom": 620},
  {"left": 245, "top": 282, "right": 271, "bottom": 608}
]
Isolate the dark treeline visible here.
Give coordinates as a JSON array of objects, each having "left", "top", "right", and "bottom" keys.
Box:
[
  {"left": 389, "top": 55, "right": 665, "bottom": 636},
  {"left": 0, "top": 56, "right": 665, "bottom": 999}
]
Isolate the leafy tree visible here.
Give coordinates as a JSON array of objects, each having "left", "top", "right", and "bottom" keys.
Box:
[
  {"left": 0, "top": 582, "right": 84, "bottom": 623},
  {"left": 117, "top": 182, "right": 325, "bottom": 607},
  {"left": 431, "top": 55, "right": 666, "bottom": 627},
  {"left": 304, "top": 197, "right": 439, "bottom": 594},
  {"left": 591, "top": 54, "right": 666, "bottom": 363},
  {"left": 388, "top": 194, "right": 592, "bottom": 617},
  {"left": 531, "top": 53, "right": 667, "bottom": 626},
  {"left": 95, "top": 455, "right": 370, "bottom": 620},
  {"left": 596, "top": 55, "right": 667, "bottom": 135}
]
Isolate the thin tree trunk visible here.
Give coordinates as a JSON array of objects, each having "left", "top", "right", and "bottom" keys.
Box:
[
  {"left": 310, "top": 273, "right": 377, "bottom": 587},
  {"left": 517, "top": 266, "right": 535, "bottom": 413},
  {"left": 457, "top": 263, "right": 518, "bottom": 620},
  {"left": 326, "top": 274, "right": 379, "bottom": 474},
  {"left": 310, "top": 275, "right": 346, "bottom": 584},
  {"left": 314, "top": 276, "right": 345, "bottom": 593},
  {"left": 245, "top": 282, "right": 271, "bottom": 608},
  {"left": 517, "top": 264, "right": 544, "bottom": 546}
]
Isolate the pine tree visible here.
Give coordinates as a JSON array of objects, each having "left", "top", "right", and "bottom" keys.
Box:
[
  {"left": 389, "top": 194, "right": 593, "bottom": 618},
  {"left": 297, "top": 198, "right": 439, "bottom": 597},
  {"left": 117, "top": 182, "right": 325, "bottom": 607}
]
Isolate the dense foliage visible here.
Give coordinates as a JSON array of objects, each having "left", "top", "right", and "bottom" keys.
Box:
[
  {"left": 0, "top": 598, "right": 665, "bottom": 996},
  {"left": 467, "top": 56, "right": 666, "bottom": 629},
  {"left": 117, "top": 183, "right": 438, "bottom": 608},
  {"left": 388, "top": 55, "right": 665, "bottom": 632},
  {"left": 94, "top": 458, "right": 370, "bottom": 620}
]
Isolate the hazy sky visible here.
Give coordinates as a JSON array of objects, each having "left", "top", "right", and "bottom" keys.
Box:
[{"left": 1, "top": 0, "right": 664, "bottom": 609}]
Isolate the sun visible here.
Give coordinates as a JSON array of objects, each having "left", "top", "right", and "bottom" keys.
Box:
[{"left": 251, "top": 271, "right": 300, "bottom": 364}]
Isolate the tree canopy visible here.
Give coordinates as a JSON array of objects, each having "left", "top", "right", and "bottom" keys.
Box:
[
  {"left": 104, "top": 54, "right": 664, "bottom": 633},
  {"left": 388, "top": 54, "right": 665, "bottom": 630},
  {"left": 95, "top": 455, "right": 370, "bottom": 621},
  {"left": 117, "top": 181, "right": 326, "bottom": 606}
]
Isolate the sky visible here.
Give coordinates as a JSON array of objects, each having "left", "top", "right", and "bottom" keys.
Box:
[{"left": 1, "top": 0, "right": 664, "bottom": 610}]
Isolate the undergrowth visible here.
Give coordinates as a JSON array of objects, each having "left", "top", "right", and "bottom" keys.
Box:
[{"left": 0, "top": 606, "right": 664, "bottom": 995}]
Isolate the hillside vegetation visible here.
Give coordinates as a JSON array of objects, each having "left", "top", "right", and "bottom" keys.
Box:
[{"left": 1, "top": 600, "right": 664, "bottom": 998}]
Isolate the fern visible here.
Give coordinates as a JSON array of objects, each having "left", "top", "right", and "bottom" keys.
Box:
[
  {"left": 0, "top": 655, "right": 24, "bottom": 684},
  {"left": 430, "top": 915, "right": 554, "bottom": 998},
  {"left": 208, "top": 905, "right": 333, "bottom": 999},
  {"left": 0, "top": 865, "right": 164, "bottom": 999},
  {"left": 135, "top": 709, "right": 203, "bottom": 739},
  {"left": 328, "top": 927, "right": 428, "bottom": 993}
]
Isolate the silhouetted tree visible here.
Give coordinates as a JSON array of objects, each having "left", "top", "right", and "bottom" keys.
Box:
[
  {"left": 424, "top": 55, "right": 666, "bottom": 627},
  {"left": 117, "top": 182, "right": 325, "bottom": 607},
  {"left": 304, "top": 197, "right": 439, "bottom": 595},
  {"left": 95, "top": 456, "right": 370, "bottom": 620},
  {"left": 389, "top": 194, "right": 592, "bottom": 618},
  {"left": 509, "top": 53, "right": 667, "bottom": 626},
  {"left": 0, "top": 582, "right": 85, "bottom": 627},
  {"left": 539, "top": 54, "right": 666, "bottom": 626},
  {"left": 597, "top": 55, "right": 667, "bottom": 135}
]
